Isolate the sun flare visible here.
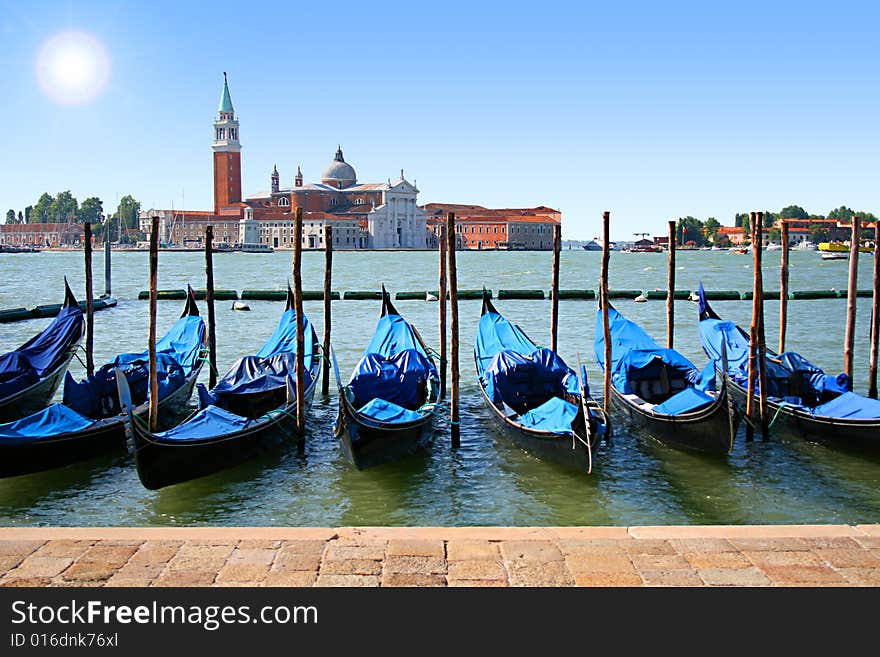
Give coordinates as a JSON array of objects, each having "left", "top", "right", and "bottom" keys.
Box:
[{"left": 36, "top": 30, "right": 110, "bottom": 105}]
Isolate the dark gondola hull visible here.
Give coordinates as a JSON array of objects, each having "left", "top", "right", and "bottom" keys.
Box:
[
  {"left": 0, "top": 349, "right": 77, "bottom": 423},
  {"left": 610, "top": 385, "right": 738, "bottom": 454},
  {"left": 726, "top": 378, "right": 880, "bottom": 450},
  {"left": 0, "top": 364, "right": 202, "bottom": 479},
  {"left": 335, "top": 396, "right": 435, "bottom": 470}
]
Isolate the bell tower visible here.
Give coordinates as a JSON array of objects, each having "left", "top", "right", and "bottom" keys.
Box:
[{"left": 212, "top": 72, "right": 242, "bottom": 214}]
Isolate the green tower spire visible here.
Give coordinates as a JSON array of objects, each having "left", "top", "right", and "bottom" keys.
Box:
[{"left": 218, "top": 72, "right": 234, "bottom": 114}]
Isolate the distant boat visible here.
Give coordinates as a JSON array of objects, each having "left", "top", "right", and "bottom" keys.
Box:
[
  {"left": 821, "top": 253, "right": 848, "bottom": 261},
  {"left": 795, "top": 240, "right": 817, "bottom": 251},
  {"left": 819, "top": 241, "right": 871, "bottom": 253},
  {"left": 765, "top": 243, "right": 783, "bottom": 251},
  {"left": 582, "top": 240, "right": 602, "bottom": 251},
  {"left": 237, "top": 243, "right": 274, "bottom": 253}
]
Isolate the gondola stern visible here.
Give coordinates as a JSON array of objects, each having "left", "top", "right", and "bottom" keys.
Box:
[
  {"left": 380, "top": 285, "right": 400, "bottom": 317},
  {"left": 181, "top": 285, "right": 201, "bottom": 318},
  {"left": 480, "top": 287, "right": 498, "bottom": 316},
  {"left": 62, "top": 277, "right": 78, "bottom": 309}
]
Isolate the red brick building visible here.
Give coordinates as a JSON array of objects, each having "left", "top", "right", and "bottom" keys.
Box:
[
  {"left": 0, "top": 222, "right": 84, "bottom": 247},
  {"left": 425, "top": 204, "right": 561, "bottom": 250}
]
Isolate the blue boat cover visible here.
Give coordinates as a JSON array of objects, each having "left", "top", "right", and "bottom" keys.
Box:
[
  {"left": 651, "top": 387, "right": 715, "bottom": 416},
  {"left": 520, "top": 396, "right": 579, "bottom": 434},
  {"left": 811, "top": 392, "right": 880, "bottom": 419},
  {"left": 63, "top": 315, "right": 205, "bottom": 419},
  {"left": 153, "top": 405, "right": 253, "bottom": 441},
  {"left": 482, "top": 347, "right": 579, "bottom": 414},
  {"left": 199, "top": 310, "right": 316, "bottom": 409},
  {"left": 474, "top": 311, "right": 536, "bottom": 374},
  {"left": 0, "top": 403, "right": 96, "bottom": 443},
  {"left": 347, "top": 313, "right": 437, "bottom": 420},
  {"left": 595, "top": 307, "right": 705, "bottom": 397},
  {"left": 0, "top": 303, "right": 84, "bottom": 400},
  {"left": 357, "top": 398, "right": 423, "bottom": 424}
]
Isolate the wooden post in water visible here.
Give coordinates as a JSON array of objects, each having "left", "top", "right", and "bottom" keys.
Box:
[
  {"left": 754, "top": 212, "right": 768, "bottom": 437},
  {"left": 204, "top": 225, "right": 217, "bottom": 389},
  {"left": 601, "top": 211, "right": 612, "bottom": 413},
  {"left": 104, "top": 235, "right": 112, "bottom": 297},
  {"left": 745, "top": 213, "right": 758, "bottom": 440},
  {"left": 293, "top": 208, "right": 306, "bottom": 436},
  {"left": 779, "top": 220, "right": 790, "bottom": 353},
  {"left": 869, "top": 221, "right": 880, "bottom": 399},
  {"left": 438, "top": 225, "right": 448, "bottom": 400},
  {"left": 148, "top": 216, "right": 160, "bottom": 432},
  {"left": 446, "top": 212, "right": 460, "bottom": 448},
  {"left": 550, "top": 223, "right": 561, "bottom": 353},
  {"left": 83, "top": 222, "right": 94, "bottom": 377},
  {"left": 844, "top": 216, "right": 861, "bottom": 380},
  {"left": 321, "top": 224, "right": 333, "bottom": 397},
  {"left": 666, "top": 219, "right": 676, "bottom": 349}
]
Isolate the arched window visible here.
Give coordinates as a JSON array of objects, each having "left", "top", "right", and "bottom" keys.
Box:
[
  {"left": 330, "top": 198, "right": 338, "bottom": 206},
  {"left": 278, "top": 197, "right": 290, "bottom": 207},
  {"left": 355, "top": 198, "right": 365, "bottom": 205}
]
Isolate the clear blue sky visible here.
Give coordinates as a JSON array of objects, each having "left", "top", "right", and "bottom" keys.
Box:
[{"left": 1, "top": 0, "right": 877, "bottom": 239}]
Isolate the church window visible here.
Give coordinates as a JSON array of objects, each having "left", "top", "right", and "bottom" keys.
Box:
[
  {"left": 355, "top": 198, "right": 364, "bottom": 205},
  {"left": 279, "top": 197, "right": 290, "bottom": 207}
]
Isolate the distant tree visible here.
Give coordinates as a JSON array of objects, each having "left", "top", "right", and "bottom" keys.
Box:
[
  {"left": 5, "top": 209, "right": 15, "bottom": 224},
  {"left": 734, "top": 213, "right": 748, "bottom": 228},
  {"left": 50, "top": 190, "right": 78, "bottom": 222},
  {"left": 704, "top": 217, "right": 721, "bottom": 242},
  {"left": 779, "top": 205, "right": 809, "bottom": 220},
  {"left": 31, "top": 193, "right": 53, "bottom": 223},
  {"left": 808, "top": 225, "right": 829, "bottom": 243},
  {"left": 768, "top": 227, "right": 781, "bottom": 243},
  {"left": 716, "top": 234, "right": 731, "bottom": 247},
  {"left": 677, "top": 216, "right": 705, "bottom": 246},
  {"left": 80, "top": 197, "right": 103, "bottom": 225},
  {"left": 762, "top": 211, "right": 777, "bottom": 228},
  {"left": 827, "top": 206, "right": 855, "bottom": 222},
  {"left": 17, "top": 211, "right": 23, "bottom": 224},
  {"left": 116, "top": 195, "right": 141, "bottom": 231},
  {"left": 23, "top": 206, "right": 32, "bottom": 223},
  {"left": 741, "top": 214, "right": 750, "bottom": 236}
]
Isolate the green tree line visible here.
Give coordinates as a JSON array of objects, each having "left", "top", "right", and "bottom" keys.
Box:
[{"left": 4, "top": 192, "right": 142, "bottom": 242}]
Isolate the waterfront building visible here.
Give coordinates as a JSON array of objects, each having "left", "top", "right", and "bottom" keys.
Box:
[
  {"left": 0, "top": 222, "right": 84, "bottom": 247},
  {"left": 424, "top": 204, "right": 561, "bottom": 250}
]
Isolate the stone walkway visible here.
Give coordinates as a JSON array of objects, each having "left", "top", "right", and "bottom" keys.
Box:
[{"left": 1, "top": 525, "right": 879, "bottom": 587}]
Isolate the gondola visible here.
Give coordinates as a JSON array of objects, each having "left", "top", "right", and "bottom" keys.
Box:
[
  {"left": 0, "top": 289, "right": 206, "bottom": 478},
  {"left": 475, "top": 290, "right": 608, "bottom": 471},
  {"left": 0, "top": 279, "right": 84, "bottom": 422},
  {"left": 334, "top": 287, "right": 440, "bottom": 469},
  {"left": 132, "top": 286, "right": 320, "bottom": 489},
  {"left": 697, "top": 284, "right": 880, "bottom": 449},
  {"left": 594, "top": 302, "right": 739, "bottom": 453}
]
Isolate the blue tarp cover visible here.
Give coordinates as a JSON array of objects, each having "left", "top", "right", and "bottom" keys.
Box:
[
  {"left": 357, "top": 398, "right": 423, "bottom": 423},
  {"left": 520, "top": 396, "right": 579, "bottom": 435},
  {"left": 0, "top": 403, "right": 95, "bottom": 442},
  {"left": 0, "top": 303, "right": 84, "bottom": 400},
  {"left": 347, "top": 313, "right": 436, "bottom": 420},
  {"left": 154, "top": 405, "right": 252, "bottom": 441},
  {"left": 811, "top": 392, "right": 880, "bottom": 419},
  {"left": 595, "top": 307, "right": 703, "bottom": 395},
  {"left": 482, "top": 347, "right": 579, "bottom": 414},
  {"left": 63, "top": 315, "right": 205, "bottom": 419},
  {"left": 474, "top": 311, "right": 536, "bottom": 374},
  {"left": 651, "top": 387, "right": 715, "bottom": 416}
]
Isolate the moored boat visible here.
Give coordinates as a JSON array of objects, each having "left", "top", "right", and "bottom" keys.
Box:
[
  {"left": 594, "top": 302, "right": 739, "bottom": 453},
  {"left": 475, "top": 290, "right": 608, "bottom": 471},
  {"left": 0, "top": 290, "right": 206, "bottom": 478},
  {"left": 697, "top": 284, "right": 880, "bottom": 449},
  {"left": 131, "top": 286, "right": 320, "bottom": 489},
  {"left": 334, "top": 288, "right": 440, "bottom": 469},
  {"left": 0, "top": 279, "right": 84, "bottom": 422}
]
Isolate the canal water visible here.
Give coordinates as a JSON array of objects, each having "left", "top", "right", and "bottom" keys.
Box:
[{"left": 1, "top": 249, "right": 878, "bottom": 526}]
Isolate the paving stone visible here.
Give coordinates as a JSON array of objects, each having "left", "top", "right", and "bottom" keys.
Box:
[
  {"left": 623, "top": 540, "right": 677, "bottom": 556},
  {"left": 226, "top": 548, "right": 275, "bottom": 566},
  {"left": 573, "top": 572, "right": 643, "bottom": 587},
  {"left": 447, "top": 560, "right": 507, "bottom": 581},
  {"left": 837, "top": 568, "right": 880, "bottom": 586},
  {"left": 36, "top": 540, "right": 95, "bottom": 558},
  {"left": 446, "top": 541, "right": 500, "bottom": 561},
  {"left": 507, "top": 561, "right": 574, "bottom": 587},
  {"left": 215, "top": 564, "right": 271, "bottom": 583},
  {"left": 730, "top": 537, "right": 810, "bottom": 552},
  {"left": 264, "top": 570, "right": 317, "bottom": 587},
  {"left": 237, "top": 540, "right": 282, "bottom": 550},
  {"left": 315, "top": 574, "right": 380, "bottom": 587},
  {"left": 104, "top": 576, "right": 155, "bottom": 587},
  {"left": 500, "top": 541, "right": 564, "bottom": 563},
  {"left": 639, "top": 569, "right": 703, "bottom": 586},
  {"left": 153, "top": 570, "right": 217, "bottom": 586},
  {"left": 564, "top": 552, "right": 635, "bottom": 574},
  {"left": 803, "top": 537, "right": 863, "bottom": 550},
  {"left": 279, "top": 540, "right": 328, "bottom": 555},
  {"left": 383, "top": 555, "right": 446, "bottom": 575},
  {"left": 631, "top": 554, "right": 691, "bottom": 571},
  {"left": 386, "top": 539, "right": 445, "bottom": 558},
  {"left": 698, "top": 567, "right": 772, "bottom": 586},
  {"left": 852, "top": 536, "right": 880, "bottom": 550},
  {"left": 669, "top": 538, "right": 737, "bottom": 554},
  {"left": 743, "top": 550, "right": 824, "bottom": 567},
  {"left": 0, "top": 577, "right": 52, "bottom": 587},
  {"left": 558, "top": 539, "right": 632, "bottom": 555},
  {"left": 272, "top": 553, "right": 321, "bottom": 571},
  {"left": 324, "top": 544, "right": 385, "bottom": 561},
  {"left": 128, "top": 541, "right": 182, "bottom": 563},
  {"left": 8, "top": 556, "right": 75, "bottom": 579},
  {"left": 447, "top": 579, "right": 507, "bottom": 587},
  {"left": 682, "top": 552, "right": 752, "bottom": 570},
  {"left": 0, "top": 540, "right": 45, "bottom": 557},
  {"left": 759, "top": 565, "right": 846, "bottom": 585},
  {"left": 381, "top": 573, "right": 446, "bottom": 587},
  {"left": 812, "top": 548, "right": 880, "bottom": 569},
  {"left": 320, "top": 559, "right": 383, "bottom": 576}
]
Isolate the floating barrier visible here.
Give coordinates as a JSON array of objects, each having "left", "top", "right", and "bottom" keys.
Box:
[
  {"left": 395, "top": 289, "right": 488, "bottom": 301},
  {"left": 0, "top": 307, "right": 33, "bottom": 323},
  {"left": 240, "top": 290, "right": 340, "bottom": 301},
  {"left": 138, "top": 289, "right": 187, "bottom": 300},
  {"left": 607, "top": 289, "right": 642, "bottom": 299},
  {"left": 344, "top": 290, "right": 382, "bottom": 300},
  {"left": 790, "top": 290, "right": 839, "bottom": 300},
  {"left": 1, "top": 297, "right": 118, "bottom": 323},
  {"left": 497, "top": 289, "right": 545, "bottom": 300},
  {"left": 701, "top": 290, "right": 741, "bottom": 301},
  {"left": 551, "top": 289, "right": 597, "bottom": 300},
  {"left": 741, "top": 291, "right": 781, "bottom": 300},
  {"left": 644, "top": 290, "right": 691, "bottom": 300},
  {"left": 191, "top": 289, "right": 238, "bottom": 301}
]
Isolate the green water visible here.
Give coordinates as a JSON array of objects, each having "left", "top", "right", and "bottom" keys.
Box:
[{"left": 0, "top": 249, "right": 878, "bottom": 526}]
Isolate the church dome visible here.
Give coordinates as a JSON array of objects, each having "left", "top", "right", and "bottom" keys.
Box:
[{"left": 321, "top": 146, "right": 357, "bottom": 187}]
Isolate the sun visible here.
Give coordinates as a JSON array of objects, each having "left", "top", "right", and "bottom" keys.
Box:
[{"left": 36, "top": 30, "right": 110, "bottom": 105}]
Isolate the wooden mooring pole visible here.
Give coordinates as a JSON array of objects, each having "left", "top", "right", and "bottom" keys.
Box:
[
  {"left": 869, "top": 221, "right": 879, "bottom": 399},
  {"left": 446, "top": 212, "right": 460, "bottom": 448},
  {"left": 601, "top": 211, "right": 612, "bottom": 413},
  {"left": 745, "top": 213, "right": 758, "bottom": 441},
  {"left": 293, "top": 208, "right": 306, "bottom": 436},
  {"left": 83, "top": 221, "right": 94, "bottom": 377},
  {"left": 667, "top": 219, "right": 676, "bottom": 349},
  {"left": 148, "top": 216, "right": 159, "bottom": 432},
  {"left": 551, "top": 223, "right": 561, "bottom": 353},
  {"left": 844, "top": 216, "right": 861, "bottom": 380},
  {"left": 755, "top": 212, "right": 768, "bottom": 437},
  {"left": 205, "top": 225, "right": 217, "bottom": 389},
  {"left": 438, "top": 224, "right": 448, "bottom": 400},
  {"left": 321, "top": 224, "right": 333, "bottom": 397},
  {"left": 104, "top": 234, "right": 112, "bottom": 297},
  {"left": 779, "top": 220, "right": 790, "bottom": 353}
]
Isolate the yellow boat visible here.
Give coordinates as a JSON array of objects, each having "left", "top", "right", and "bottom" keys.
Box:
[{"left": 818, "top": 242, "right": 872, "bottom": 253}]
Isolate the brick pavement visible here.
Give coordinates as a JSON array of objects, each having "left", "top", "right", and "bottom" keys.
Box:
[{"left": 1, "top": 525, "right": 878, "bottom": 587}]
